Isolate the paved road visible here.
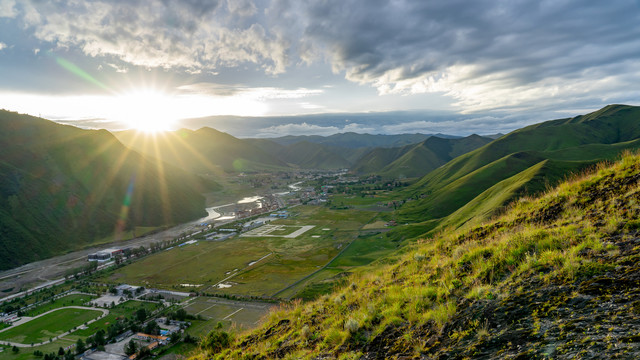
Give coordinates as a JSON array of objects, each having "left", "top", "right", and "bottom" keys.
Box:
[{"left": 0, "top": 306, "right": 109, "bottom": 347}]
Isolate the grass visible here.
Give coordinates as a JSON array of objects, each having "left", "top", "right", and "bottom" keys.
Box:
[
  {"left": 0, "top": 308, "right": 102, "bottom": 344},
  {"left": 96, "top": 206, "right": 378, "bottom": 298},
  {"left": 95, "top": 226, "right": 163, "bottom": 245},
  {"left": 25, "top": 294, "right": 96, "bottom": 317},
  {"left": 193, "top": 152, "right": 640, "bottom": 359},
  {"left": 70, "top": 300, "right": 160, "bottom": 339},
  {"left": 182, "top": 297, "right": 273, "bottom": 333}
]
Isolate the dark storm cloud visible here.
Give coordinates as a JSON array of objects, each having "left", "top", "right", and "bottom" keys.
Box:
[{"left": 284, "top": 0, "right": 640, "bottom": 110}]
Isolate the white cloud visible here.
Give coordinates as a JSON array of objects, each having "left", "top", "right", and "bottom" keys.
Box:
[
  {"left": 177, "top": 83, "right": 323, "bottom": 100},
  {"left": 20, "top": 0, "right": 288, "bottom": 74},
  {"left": 0, "top": 42, "right": 7, "bottom": 51},
  {"left": 255, "top": 121, "right": 377, "bottom": 137},
  {"left": 0, "top": 0, "right": 17, "bottom": 18}
]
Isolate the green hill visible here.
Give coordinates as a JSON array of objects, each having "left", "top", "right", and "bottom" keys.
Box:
[
  {"left": 275, "top": 141, "right": 352, "bottom": 169},
  {"left": 0, "top": 111, "right": 206, "bottom": 270},
  {"left": 398, "top": 104, "right": 640, "bottom": 223},
  {"left": 353, "top": 134, "right": 493, "bottom": 178},
  {"left": 195, "top": 150, "right": 640, "bottom": 359},
  {"left": 114, "top": 128, "right": 289, "bottom": 173}
]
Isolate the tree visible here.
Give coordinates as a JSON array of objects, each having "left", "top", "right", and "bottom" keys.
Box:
[
  {"left": 76, "top": 338, "right": 86, "bottom": 354},
  {"left": 135, "top": 308, "right": 147, "bottom": 322},
  {"left": 137, "top": 346, "right": 151, "bottom": 359},
  {"left": 144, "top": 320, "right": 160, "bottom": 335},
  {"left": 12, "top": 346, "right": 19, "bottom": 353},
  {"left": 58, "top": 347, "right": 65, "bottom": 356},
  {"left": 124, "top": 339, "right": 137, "bottom": 356},
  {"left": 201, "top": 324, "right": 232, "bottom": 353},
  {"left": 94, "top": 329, "right": 106, "bottom": 346}
]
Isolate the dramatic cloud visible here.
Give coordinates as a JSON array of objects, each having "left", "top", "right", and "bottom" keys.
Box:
[
  {"left": 13, "top": 0, "right": 288, "bottom": 73},
  {"left": 1, "top": 0, "right": 639, "bottom": 133},
  {"left": 279, "top": 0, "right": 640, "bottom": 112}
]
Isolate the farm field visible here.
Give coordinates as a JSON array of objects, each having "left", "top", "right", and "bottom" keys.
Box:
[
  {"left": 0, "top": 308, "right": 103, "bottom": 344},
  {"left": 96, "top": 206, "right": 378, "bottom": 298},
  {"left": 182, "top": 297, "right": 274, "bottom": 334}
]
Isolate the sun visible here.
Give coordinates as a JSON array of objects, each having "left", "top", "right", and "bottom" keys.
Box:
[{"left": 114, "top": 89, "right": 178, "bottom": 132}]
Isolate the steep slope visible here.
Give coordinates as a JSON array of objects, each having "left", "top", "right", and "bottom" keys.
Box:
[
  {"left": 198, "top": 152, "right": 640, "bottom": 359},
  {"left": 398, "top": 104, "right": 640, "bottom": 222},
  {"left": 353, "top": 134, "right": 493, "bottom": 178},
  {"left": 114, "top": 128, "right": 289, "bottom": 173},
  {"left": 0, "top": 111, "right": 206, "bottom": 270}
]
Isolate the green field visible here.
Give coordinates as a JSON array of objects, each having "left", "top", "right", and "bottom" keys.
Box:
[
  {"left": 97, "top": 206, "right": 378, "bottom": 298},
  {"left": 70, "top": 300, "right": 160, "bottom": 339},
  {"left": 182, "top": 297, "right": 274, "bottom": 334},
  {"left": 26, "top": 294, "right": 96, "bottom": 317},
  {"left": 0, "top": 308, "right": 102, "bottom": 344}
]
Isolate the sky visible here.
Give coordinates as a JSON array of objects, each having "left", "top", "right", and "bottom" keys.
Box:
[{"left": 1, "top": 0, "right": 639, "bottom": 137}]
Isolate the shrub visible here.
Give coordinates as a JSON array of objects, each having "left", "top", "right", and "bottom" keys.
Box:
[{"left": 345, "top": 318, "right": 359, "bottom": 333}]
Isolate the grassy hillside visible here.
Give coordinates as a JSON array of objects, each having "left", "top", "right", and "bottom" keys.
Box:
[
  {"left": 0, "top": 111, "right": 206, "bottom": 270},
  {"left": 353, "top": 135, "right": 493, "bottom": 178},
  {"left": 398, "top": 104, "right": 640, "bottom": 223},
  {"left": 195, "top": 152, "right": 640, "bottom": 359},
  {"left": 114, "top": 128, "right": 289, "bottom": 173},
  {"left": 275, "top": 141, "right": 352, "bottom": 169}
]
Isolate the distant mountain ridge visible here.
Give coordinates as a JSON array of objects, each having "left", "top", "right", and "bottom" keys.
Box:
[
  {"left": 266, "top": 132, "right": 440, "bottom": 148},
  {"left": 0, "top": 111, "right": 207, "bottom": 271}
]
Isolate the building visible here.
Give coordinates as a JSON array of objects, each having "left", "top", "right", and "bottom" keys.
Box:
[{"left": 88, "top": 248, "right": 123, "bottom": 262}]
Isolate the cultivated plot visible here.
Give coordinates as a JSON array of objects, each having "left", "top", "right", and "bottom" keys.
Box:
[
  {"left": 97, "top": 206, "right": 377, "bottom": 297},
  {"left": 240, "top": 225, "right": 315, "bottom": 238},
  {"left": 183, "top": 297, "right": 274, "bottom": 331}
]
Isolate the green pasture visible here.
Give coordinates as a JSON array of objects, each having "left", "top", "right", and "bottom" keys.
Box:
[{"left": 0, "top": 308, "right": 102, "bottom": 344}]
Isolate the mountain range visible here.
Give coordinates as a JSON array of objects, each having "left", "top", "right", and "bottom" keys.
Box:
[{"left": 115, "top": 129, "right": 483, "bottom": 172}]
